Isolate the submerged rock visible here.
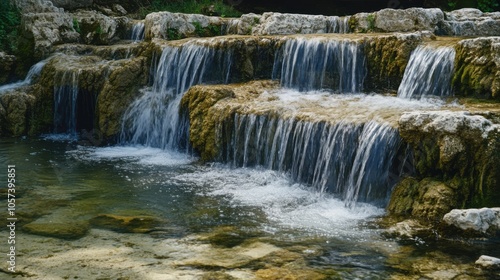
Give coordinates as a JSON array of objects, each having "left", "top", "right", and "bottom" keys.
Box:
[
  {"left": 89, "top": 214, "right": 164, "bottom": 233},
  {"left": 23, "top": 221, "right": 89, "bottom": 240},
  {"left": 442, "top": 208, "right": 500, "bottom": 237}
]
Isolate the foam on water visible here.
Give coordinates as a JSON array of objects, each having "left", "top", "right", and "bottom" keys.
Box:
[
  {"left": 175, "top": 166, "right": 384, "bottom": 237},
  {"left": 73, "top": 145, "right": 195, "bottom": 166}
]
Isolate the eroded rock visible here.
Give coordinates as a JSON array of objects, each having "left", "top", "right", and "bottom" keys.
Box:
[
  {"left": 145, "top": 12, "right": 225, "bottom": 40},
  {"left": 442, "top": 208, "right": 500, "bottom": 236}
]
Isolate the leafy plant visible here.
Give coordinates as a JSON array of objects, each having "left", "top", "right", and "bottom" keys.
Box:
[
  {"left": 73, "top": 18, "right": 81, "bottom": 34},
  {"left": 447, "top": 0, "right": 457, "bottom": 10},
  {"left": 0, "top": 0, "right": 20, "bottom": 53},
  {"left": 477, "top": 0, "right": 498, "bottom": 12},
  {"left": 167, "top": 28, "right": 182, "bottom": 40},
  {"left": 367, "top": 14, "right": 376, "bottom": 31}
]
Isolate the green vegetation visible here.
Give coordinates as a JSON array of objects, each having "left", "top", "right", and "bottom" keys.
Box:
[
  {"left": 367, "top": 14, "right": 376, "bottom": 31},
  {"left": 0, "top": 1, "right": 20, "bottom": 53},
  {"left": 139, "top": 0, "right": 242, "bottom": 18},
  {"left": 476, "top": 0, "right": 499, "bottom": 12},
  {"left": 73, "top": 18, "right": 81, "bottom": 34},
  {"left": 167, "top": 28, "right": 182, "bottom": 40}
]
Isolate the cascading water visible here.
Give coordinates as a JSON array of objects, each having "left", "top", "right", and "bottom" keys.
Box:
[
  {"left": 53, "top": 70, "right": 80, "bottom": 134},
  {"left": 120, "top": 42, "right": 233, "bottom": 150},
  {"left": 0, "top": 60, "right": 47, "bottom": 93},
  {"left": 218, "top": 114, "right": 406, "bottom": 207},
  {"left": 328, "top": 16, "right": 350, "bottom": 33},
  {"left": 397, "top": 45, "right": 456, "bottom": 99},
  {"left": 273, "top": 37, "right": 365, "bottom": 92},
  {"left": 131, "top": 21, "right": 145, "bottom": 42}
]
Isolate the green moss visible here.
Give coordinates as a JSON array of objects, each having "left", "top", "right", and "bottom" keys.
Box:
[
  {"left": 181, "top": 85, "right": 235, "bottom": 161},
  {"left": 72, "top": 18, "right": 81, "bottom": 34},
  {"left": 367, "top": 14, "right": 376, "bottom": 31}
]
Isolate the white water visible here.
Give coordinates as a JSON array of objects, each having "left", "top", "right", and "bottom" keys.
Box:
[
  {"left": 397, "top": 45, "right": 456, "bottom": 99},
  {"left": 130, "top": 21, "right": 145, "bottom": 42},
  {"left": 53, "top": 70, "right": 80, "bottom": 134},
  {"left": 0, "top": 60, "right": 47, "bottom": 93},
  {"left": 328, "top": 16, "right": 350, "bottom": 33},
  {"left": 120, "top": 43, "right": 233, "bottom": 150},
  {"left": 176, "top": 166, "right": 383, "bottom": 237},
  {"left": 273, "top": 37, "right": 365, "bottom": 92}
]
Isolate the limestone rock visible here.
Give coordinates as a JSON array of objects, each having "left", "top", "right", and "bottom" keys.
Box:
[
  {"left": 226, "top": 13, "right": 261, "bottom": 35},
  {"left": 51, "top": 0, "right": 94, "bottom": 11},
  {"left": 476, "top": 255, "right": 500, "bottom": 269},
  {"left": 374, "top": 8, "right": 444, "bottom": 32},
  {"left": 23, "top": 221, "right": 89, "bottom": 239},
  {"left": 98, "top": 57, "right": 148, "bottom": 139},
  {"left": 384, "top": 219, "right": 433, "bottom": 239},
  {"left": 0, "top": 90, "right": 35, "bottom": 136},
  {"left": 72, "top": 10, "right": 128, "bottom": 45},
  {"left": 442, "top": 208, "right": 500, "bottom": 235},
  {"left": 14, "top": 0, "right": 62, "bottom": 14},
  {"left": 252, "top": 12, "right": 330, "bottom": 35},
  {"left": 20, "top": 12, "right": 80, "bottom": 58},
  {"left": 453, "top": 37, "right": 500, "bottom": 99},
  {"left": 145, "top": 11, "right": 224, "bottom": 40},
  {"left": 441, "top": 9, "right": 500, "bottom": 36}
]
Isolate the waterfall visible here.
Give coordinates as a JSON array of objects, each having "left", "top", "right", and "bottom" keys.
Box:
[
  {"left": 218, "top": 114, "right": 405, "bottom": 207},
  {"left": 0, "top": 60, "right": 47, "bottom": 93},
  {"left": 397, "top": 45, "right": 456, "bottom": 99},
  {"left": 120, "top": 42, "right": 233, "bottom": 150},
  {"left": 328, "top": 16, "right": 350, "bottom": 33},
  {"left": 273, "top": 37, "right": 365, "bottom": 92},
  {"left": 53, "top": 70, "right": 80, "bottom": 134},
  {"left": 131, "top": 21, "right": 145, "bottom": 42}
]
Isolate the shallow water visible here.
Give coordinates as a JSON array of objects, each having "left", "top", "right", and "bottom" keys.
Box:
[{"left": 0, "top": 137, "right": 498, "bottom": 279}]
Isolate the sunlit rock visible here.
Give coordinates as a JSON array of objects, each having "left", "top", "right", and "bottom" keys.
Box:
[
  {"left": 442, "top": 208, "right": 500, "bottom": 236},
  {"left": 145, "top": 11, "right": 224, "bottom": 40},
  {"left": 476, "top": 255, "right": 500, "bottom": 269}
]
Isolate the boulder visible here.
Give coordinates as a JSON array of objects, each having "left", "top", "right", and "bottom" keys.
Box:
[
  {"left": 440, "top": 8, "right": 500, "bottom": 36},
  {"left": 145, "top": 12, "right": 224, "bottom": 40},
  {"left": 72, "top": 10, "right": 129, "bottom": 45},
  {"left": 19, "top": 12, "right": 80, "bottom": 59},
  {"left": 251, "top": 12, "right": 329, "bottom": 35},
  {"left": 442, "top": 208, "right": 500, "bottom": 236},
  {"left": 476, "top": 255, "right": 500, "bottom": 270},
  {"left": 14, "top": 0, "right": 62, "bottom": 14},
  {"left": 51, "top": 0, "right": 93, "bottom": 10},
  {"left": 374, "top": 8, "right": 444, "bottom": 32}
]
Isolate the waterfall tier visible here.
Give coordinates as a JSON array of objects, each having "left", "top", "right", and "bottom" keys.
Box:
[{"left": 397, "top": 45, "right": 456, "bottom": 99}]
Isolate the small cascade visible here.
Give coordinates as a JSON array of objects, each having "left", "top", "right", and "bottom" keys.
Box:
[
  {"left": 53, "top": 71, "right": 80, "bottom": 134},
  {"left": 0, "top": 60, "right": 47, "bottom": 93},
  {"left": 328, "top": 16, "right": 350, "bottom": 33},
  {"left": 397, "top": 45, "right": 456, "bottom": 99},
  {"left": 218, "top": 114, "right": 406, "bottom": 207},
  {"left": 273, "top": 37, "right": 365, "bottom": 92},
  {"left": 131, "top": 21, "right": 145, "bottom": 42},
  {"left": 120, "top": 42, "right": 233, "bottom": 150}
]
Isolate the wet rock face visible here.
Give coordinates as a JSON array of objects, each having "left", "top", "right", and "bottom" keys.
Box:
[
  {"left": 442, "top": 208, "right": 500, "bottom": 237},
  {"left": 0, "top": 52, "right": 17, "bottom": 85},
  {"left": 453, "top": 37, "right": 500, "bottom": 100},
  {"left": 398, "top": 111, "right": 500, "bottom": 210}
]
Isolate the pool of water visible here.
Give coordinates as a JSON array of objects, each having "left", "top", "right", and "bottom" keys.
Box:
[{"left": 0, "top": 137, "right": 498, "bottom": 279}]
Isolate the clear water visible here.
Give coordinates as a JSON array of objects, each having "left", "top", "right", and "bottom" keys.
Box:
[{"left": 1, "top": 137, "right": 498, "bottom": 279}]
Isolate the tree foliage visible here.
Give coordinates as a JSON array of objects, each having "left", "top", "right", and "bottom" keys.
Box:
[{"left": 0, "top": 0, "right": 20, "bottom": 53}]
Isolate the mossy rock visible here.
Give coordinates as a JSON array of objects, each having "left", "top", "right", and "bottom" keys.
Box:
[
  {"left": 201, "top": 272, "right": 236, "bottom": 280},
  {"left": 23, "top": 221, "right": 89, "bottom": 240},
  {"left": 203, "top": 226, "right": 248, "bottom": 248},
  {"left": 181, "top": 85, "right": 236, "bottom": 161},
  {"left": 89, "top": 214, "right": 164, "bottom": 233}
]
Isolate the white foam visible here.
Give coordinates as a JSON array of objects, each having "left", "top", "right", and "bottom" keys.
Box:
[
  {"left": 175, "top": 166, "right": 384, "bottom": 237},
  {"left": 73, "top": 145, "right": 195, "bottom": 166}
]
